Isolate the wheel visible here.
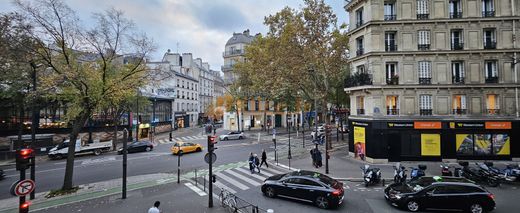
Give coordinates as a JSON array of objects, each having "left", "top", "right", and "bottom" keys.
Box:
[
  {"left": 315, "top": 196, "right": 329, "bottom": 209},
  {"left": 469, "top": 203, "right": 484, "bottom": 213},
  {"left": 145, "top": 147, "right": 152, "bottom": 152},
  {"left": 365, "top": 180, "right": 369, "bottom": 187},
  {"left": 195, "top": 147, "right": 201, "bottom": 152},
  {"left": 238, "top": 136, "right": 243, "bottom": 139},
  {"left": 406, "top": 200, "right": 420, "bottom": 212},
  {"left": 382, "top": 179, "right": 386, "bottom": 186},
  {"left": 223, "top": 137, "right": 228, "bottom": 141},
  {"left": 487, "top": 179, "right": 499, "bottom": 187},
  {"left": 264, "top": 187, "right": 276, "bottom": 198},
  {"left": 93, "top": 149, "right": 101, "bottom": 156}
]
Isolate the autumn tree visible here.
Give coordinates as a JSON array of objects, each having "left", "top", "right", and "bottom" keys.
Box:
[{"left": 15, "top": 0, "right": 156, "bottom": 190}]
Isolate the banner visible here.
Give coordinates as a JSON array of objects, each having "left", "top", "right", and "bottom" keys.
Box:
[
  {"left": 456, "top": 134, "right": 474, "bottom": 155},
  {"left": 493, "top": 134, "right": 510, "bottom": 155},
  {"left": 474, "top": 134, "right": 492, "bottom": 155},
  {"left": 421, "top": 134, "right": 441, "bottom": 156},
  {"left": 353, "top": 126, "right": 366, "bottom": 160}
]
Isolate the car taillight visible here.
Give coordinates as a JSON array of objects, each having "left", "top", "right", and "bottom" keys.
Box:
[
  {"left": 488, "top": 194, "right": 495, "bottom": 200},
  {"left": 332, "top": 189, "right": 342, "bottom": 196}
]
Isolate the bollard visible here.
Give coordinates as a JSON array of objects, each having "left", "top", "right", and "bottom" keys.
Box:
[
  {"left": 195, "top": 169, "right": 198, "bottom": 187},
  {"left": 267, "top": 209, "right": 274, "bottom": 213},
  {"left": 257, "top": 133, "right": 260, "bottom": 142}
]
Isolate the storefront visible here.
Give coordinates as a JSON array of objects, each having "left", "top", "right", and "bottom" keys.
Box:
[
  {"left": 348, "top": 118, "right": 519, "bottom": 162},
  {"left": 174, "top": 112, "right": 188, "bottom": 129}
]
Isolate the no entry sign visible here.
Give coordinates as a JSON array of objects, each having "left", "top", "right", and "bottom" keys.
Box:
[{"left": 10, "top": 179, "right": 35, "bottom": 197}]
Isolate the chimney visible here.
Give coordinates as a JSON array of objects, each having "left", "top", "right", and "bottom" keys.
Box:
[{"left": 243, "top": 29, "right": 250, "bottom": 36}]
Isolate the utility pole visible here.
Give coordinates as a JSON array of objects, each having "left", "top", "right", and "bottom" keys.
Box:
[
  {"left": 136, "top": 91, "right": 140, "bottom": 142},
  {"left": 122, "top": 129, "right": 128, "bottom": 199},
  {"left": 207, "top": 136, "right": 217, "bottom": 208},
  {"left": 288, "top": 115, "right": 291, "bottom": 169},
  {"left": 30, "top": 63, "right": 37, "bottom": 200}
]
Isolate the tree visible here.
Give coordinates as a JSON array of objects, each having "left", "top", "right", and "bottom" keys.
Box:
[{"left": 15, "top": 0, "right": 156, "bottom": 190}]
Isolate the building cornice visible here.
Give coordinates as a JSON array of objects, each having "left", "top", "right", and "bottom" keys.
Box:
[
  {"left": 345, "top": 0, "right": 367, "bottom": 11},
  {"left": 344, "top": 83, "right": 519, "bottom": 92},
  {"left": 349, "top": 115, "right": 520, "bottom": 121},
  {"left": 350, "top": 49, "right": 519, "bottom": 61}
]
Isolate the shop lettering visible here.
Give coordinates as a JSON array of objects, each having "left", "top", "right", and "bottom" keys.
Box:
[
  {"left": 485, "top": 122, "right": 512, "bottom": 129},
  {"left": 352, "top": 121, "right": 368, "bottom": 126},
  {"left": 414, "top": 121, "right": 442, "bottom": 129},
  {"left": 387, "top": 123, "right": 413, "bottom": 128}
]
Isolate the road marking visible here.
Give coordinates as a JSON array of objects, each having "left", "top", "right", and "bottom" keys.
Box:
[
  {"left": 180, "top": 137, "right": 190, "bottom": 141},
  {"left": 253, "top": 167, "right": 275, "bottom": 177},
  {"left": 81, "top": 157, "right": 116, "bottom": 165},
  {"left": 235, "top": 167, "right": 267, "bottom": 182},
  {"left": 173, "top": 138, "right": 182, "bottom": 141},
  {"left": 185, "top": 182, "right": 207, "bottom": 196},
  {"left": 263, "top": 166, "right": 288, "bottom": 175},
  {"left": 224, "top": 170, "right": 261, "bottom": 186},
  {"left": 215, "top": 172, "right": 249, "bottom": 190},
  {"left": 214, "top": 181, "right": 237, "bottom": 194}
]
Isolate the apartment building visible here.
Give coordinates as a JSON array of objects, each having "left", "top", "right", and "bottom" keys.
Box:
[{"left": 345, "top": 0, "right": 520, "bottom": 162}]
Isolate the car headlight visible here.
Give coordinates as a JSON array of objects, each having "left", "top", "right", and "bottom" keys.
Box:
[{"left": 394, "top": 194, "right": 402, "bottom": 200}]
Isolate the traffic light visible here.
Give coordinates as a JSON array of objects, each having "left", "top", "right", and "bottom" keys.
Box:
[
  {"left": 211, "top": 174, "right": 216, "bottom": 183},
  {"left": 16, "top": 148, "right": 34, "bottom": 171},
  {"left": 207, "top": 136, "right": 217, "bottom": 152},
  {"left": 20, "top": 201, "right": 30, "bottom": 213}
]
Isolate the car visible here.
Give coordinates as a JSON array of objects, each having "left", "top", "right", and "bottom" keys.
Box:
[
  {"left": 261, "top": 170, "right": 344, "bottom": 209},
  {"left": 171, "top": 142, "right": 203, "bottom": 155},
  {"left": 384, "top": 176, "right": 496, "bottom": 213},
  {"left": 310, "top": 128, "right": 325, "bottom": 139},
  {"left": 218, "top": 131, "right": 245, "bottom": 141},
  {"left": 117, "top": 141, "right": 154, "bottom": 154}
]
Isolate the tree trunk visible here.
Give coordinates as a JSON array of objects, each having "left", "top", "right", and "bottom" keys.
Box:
[
  {"left": 113, "top": 122, "right": 118, "bottom": 151},
  {"left": 62, "top": 112, "right": 89, "bottom": 190}
]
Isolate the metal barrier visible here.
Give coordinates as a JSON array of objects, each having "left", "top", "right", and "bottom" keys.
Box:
[{"left": 219, "top": 188, "right": 268, "bottom": 213}]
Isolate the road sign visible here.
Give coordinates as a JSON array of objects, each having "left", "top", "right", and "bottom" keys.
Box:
[
  {"left": 10, "top": 179, "right": 35, "bottom": 197},
  {"left": 204, "top": 153, "right": 217, "bottom": 164}
]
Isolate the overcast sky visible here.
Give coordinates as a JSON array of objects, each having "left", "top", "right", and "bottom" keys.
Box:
[{"left": 1, "top": 0, "right": 348, "bottom": 72}]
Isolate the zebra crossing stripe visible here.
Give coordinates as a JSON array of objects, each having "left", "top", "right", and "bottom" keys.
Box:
[
  {"left": 174, "top": 138, "right": 182, "bottom": 141},
  {"left": 215, "top": 172, "right": 249, "bottom": 190},
  {"left": 180, "top": 137, "right": 189, "bottom": 140},
  {"left": 262, "top": 167, "right": 288, "bottom": 176},
  {"left": 185, "top": 182, "right": 207, "bottom": 196},
  {"left": 223, "top": 170, "right": 261, "bottom": 186},
  {"left": 235, "top": 168, "right": 267, "bottom": 182},
  {"left": 246, "top": 166, "right": 274, "bottom": 177},
  {"left": 185, "top": 136, "right": 196, "bottom": 140},
  {"left": 215, "top": 181, "right": 237, "bottom": 194}
]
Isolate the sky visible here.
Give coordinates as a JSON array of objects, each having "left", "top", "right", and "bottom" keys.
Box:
[{"left": 0, "top": 0, "right": 349, "bottom": 73}]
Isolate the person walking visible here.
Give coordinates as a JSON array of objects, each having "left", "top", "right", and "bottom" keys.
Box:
[
  {"left": 148, "top": 201, "right": 161, "bottom": 213},
  {"left": 253, "top": 153, "right": 261, "bottom": 173},
  {"left": 248, "top": 152, "right": 254, "bottom": 172},
  {"left": 260, "top": 149, "right": 269, "bottom": 168}
]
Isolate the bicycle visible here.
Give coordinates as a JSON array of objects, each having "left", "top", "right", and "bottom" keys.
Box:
[{"left": 220, "top": 188, "right": 237, "bottom": 212}]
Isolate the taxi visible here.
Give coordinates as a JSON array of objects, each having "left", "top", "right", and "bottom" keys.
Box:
[{"left": 171, "top": 142, "right": 203, "bottom": 155}]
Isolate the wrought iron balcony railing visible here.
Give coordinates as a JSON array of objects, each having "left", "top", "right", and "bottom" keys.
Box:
[
  {"left": 223, "top": 49, "right": 245, "bottom": 57},
  {"left": 357, "top": 109, "right": 365, "bottom": 115},
  {"left": 417, "top": 14, "right": 429, "bottom": 20},
  {"left": 356, "top": 48, "right": 364, "bottom": 56},
  {"left": 485, "top": 76, "right": 498, "bottom": 83},
  {"left": 419, "top": 77, "right": 431, "bottom": 85},
  {"left": 385, "top": 44, "right": 398, "bottom": 52},
  {"left": 484, "top": 41, "right": 496, "bottom": 49},
  {"left": 386, "top": 77, "right": 399, "bottom": 85},
  {"left": 384, "top": 15, "right": 397, "bottom": 21},
  {"left": 482, "top": 11, "right": 495, "bottom": 17},
  {"left": 418, "top": 44, "right": 430, "bottom": 50},
  {"left": 420, "top": 109, "right": 433, "bottom": 116},
  {"left": 356, "top": 21, "right": 363, "bottom": 28},
  {"left": 451, "top": 42, "right": 464, "bottom": 50},
  {"left": 450, "top": 12, "right": 463, "bottom": 19},
  {"left": 487, "top": 109, "right": 500, "bottom": 115},
  {"left": 452, "top": 109, "right": 467, "bottom": 115},
  {"left": 387, "top": 108, "right": 399, "bottom": 115},
  {"left": 452, "top": 76, "right": 465, "bottom": 84}
]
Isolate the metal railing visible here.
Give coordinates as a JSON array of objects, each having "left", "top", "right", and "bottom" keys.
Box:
[
  {"left": 418, "top": 44, "right": 430, "bottom": 50},
  {"left": 223, "top": 49, "right": 246, "bottom": 57},
  {"left": 384, "top": 15, "right": 397, "bottom": 21},
  {"left": 387, "top": 108, "right": 399, "bottom": 115},
  {"left": 417, "top": 14, "right": 429, "bottom": 19},
  {"left": 452, "top": 109, "right": 467, "bottom": 115},
  {"left": 451, "top": 42, "right": 464, "bottom": 50},
  {"left": 419, "top": 77, "right": 431, "bottom": 85},
  {"left": 385, "top": 44, "right": 397, "bottom": 52},
  {"left": 452, "top": 76, "right": 465, "bottom": 84},
  {"left": 356, "top": 21, "right": 363, "bottom": 28},
  {"left": 484, "top": 41, "right": 496, "bottom": 49},
  {"left": 357, "top": 109, "right": 365, "bottom": 115},
  {"left": 485, "top": 76, "right": 498, "bottom": 83},
  {"left": 450, "top": 12, "right": 463, "bottom": 19},
  {"left": 420, "top": 109, "right": 433, "bottom": 116},
  {"left": 386, "top": 77, "right": 399, "bottom": 85},
  {"left": 482, "top": 11, "right": 495, "bottom": 17},
  {"left": 220, "top": 188, "right": 268, "bottom": 213},
  {"left": 356, "top": 48, "right": 364, "bottom": 56},
  {"left": 487, "top": 109, "right": 500, "bottom": 115}
]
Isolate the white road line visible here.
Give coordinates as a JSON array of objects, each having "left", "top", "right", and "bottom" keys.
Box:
[
  {"left": 247, "top": 166, "right": 274, "bottom": 177},
  {"left": 215, "top": 172, "right": 249, "bottom": 190},
  {"left": 185, "top": 182, "right": 207, "bottom": 196},
  {"left": 224, "top": 170, "right": 261, "bottom": 186},
  {"left": 235, "top": 167, "right": 267, "bottom": 182},
  {"left": 214, "top": 181, "right": 237, "bottom": 194},
  {"left": 174, "top": 138, "right": 182, "bottom": 141},
  {"left": 180, "top": 137, "right": 190, "bottom": 141},
  {"left": 262, "top": 167, "right": 287, "bottom": 175},
  {"left": 185, "top": 136, "right": 196, "bottom": 140}
]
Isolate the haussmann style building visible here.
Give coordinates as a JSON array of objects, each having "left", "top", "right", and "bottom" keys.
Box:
[{"left": 344, "top": 0, "right": 520, "bottom": 162}]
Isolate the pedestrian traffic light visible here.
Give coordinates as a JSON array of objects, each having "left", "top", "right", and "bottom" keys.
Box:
[
  {"left": 207, "top": 136, "right": 217, "bottom": 152},
  {"left": 20, "top": 201, "right": 30, "bottom": 213},
  {"left": 211, "top": 174, "right": 216, "bottom": 183},
  {"left": 16, "top": 148, "right": 34, "bottom": 171}
]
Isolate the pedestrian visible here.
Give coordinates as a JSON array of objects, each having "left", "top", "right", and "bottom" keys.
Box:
[
  {"left": 253, "top": 153, "right": 261, "bottom": 173},
  {"left": 248, "top": 152, "right": 254, "bottom": 172},
  {"left": 316, "top": 149, "right": 323, "bottom": 168},
  {"left": 260, "top": 149, "right": 268, "bottom": 168},
  {"left": 148, "top": 201, "right": 161, "bottom": 213},
  {"left": 310, "top": 148, "right": 316, "bottom": 167}
]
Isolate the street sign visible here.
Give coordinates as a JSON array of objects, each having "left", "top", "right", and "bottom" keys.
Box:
[
  {"left": 204, "top": 153, "right": 217, "bottom": 164},
  {"left": 10, "top": 179, "right": 35, "bottom": 197}
]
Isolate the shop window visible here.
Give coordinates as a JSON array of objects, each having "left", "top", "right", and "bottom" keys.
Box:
[
  {"left": 456, "top": 134, "right": 510, "bottom": 156},
  {"left": 386, "top": 96, "right": 399, "bottom": 115},
  {"left": 486, "top": 94, "right": 500, "bottom": 115},
  {"left": 356, "top": 96, "right": 365, "bottom": 115}
]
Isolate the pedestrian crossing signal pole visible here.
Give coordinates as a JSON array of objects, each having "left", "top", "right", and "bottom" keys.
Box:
[{"left": 207, "top": 135, "right": 217, "bottom": 208}]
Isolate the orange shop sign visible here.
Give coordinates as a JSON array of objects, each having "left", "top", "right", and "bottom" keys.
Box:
[
  {"left": 485, "top": 122, "right": 511, "bottom": 129},
  {"left": 414, "top": 121, "right": 442, "bottom": 129}
]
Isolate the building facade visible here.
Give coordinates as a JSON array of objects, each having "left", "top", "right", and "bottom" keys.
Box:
[
  {"left": 345, "top": 0, "right": 520, "bottom": 162},
  {"left": 197, "top": 60, "right": 214, "bottom": 124}
]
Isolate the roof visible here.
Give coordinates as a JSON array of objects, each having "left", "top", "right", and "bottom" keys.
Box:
[{"left": 226, "top": 30, "right": 254, "bottom": 46}]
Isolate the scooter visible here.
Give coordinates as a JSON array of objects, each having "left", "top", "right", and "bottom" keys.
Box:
[
  {"left": 480, "top": 162, "right": 517, "bottom": 182},
  {"left": 459, "top": 161, "right": 500, "bottom": 187},
  {"left": 409, "top": 165, "right": 427, "bottom": 180},
  {"left": 361, "top": 165, "right": 383, "bottom": 187},
  {"left": 393, "top": 163, "right": 407, "bottom": 184},
  {"left": 440, "top": 163, "right": 463, "bottom": 177}
]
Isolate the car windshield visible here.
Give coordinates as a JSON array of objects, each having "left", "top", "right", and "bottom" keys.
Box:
[
  {"left": 288, "top": 171, "right": 339, "bottom": 188},
  {"left": 173, "top": 143, "right": 181, "bottom": 147}
]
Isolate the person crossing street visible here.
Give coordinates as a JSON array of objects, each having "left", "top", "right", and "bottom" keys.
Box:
[{"left": 260, "top": 149, "right": 269, "bottom": 168}]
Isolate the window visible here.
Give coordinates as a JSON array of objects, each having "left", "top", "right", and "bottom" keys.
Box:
[
  {"left": 177, "top": 90, "right": 180, "bottom": 98},
  {"left": 384, "top": 1, "right": 396, "bottom": 20},
  {"left": 356, "top": 96, "right": 365, "bottom": 115},
  {"left": 356, "top": 36, "right": 364, "bottom": 56},
  {"left": 416, "top": 0, "right": 429, "bottom": 19},
  {"left": 182, "top": 80, "right": 185, "bottom": 88},
  {"left": 451, "top": 30, "right": 464, "bottom": 50},
  {"left": 385, "top": 32, "right": 397, "bottom": 52},
  {"left": 255, "top": 100, "right": 259, "bottom": 111},
  {"left": 386, "top": 96, "right": 399, "bottom": 115},
  {"left": 177, "top": 103, "right": 179, "bottom": 111},
  {"left": 300, "top": 179, "right": 322, "bottom": 187},
  {"left": 418, "top": 30, "right": 430, "bottom": 50},
  {"left": 357, "top": 65, "right": 365, "bottom": 73},
  {"left": 177, "top": 79, "right": 180, "bottom": 87},
  {"left": 485, "top": 61, "right": 498, "bottom": 83},
  {"left": 419, "top": 95, "right": 432, "bottom": 115},
  {"left": 452, "top": 95, "right": 467, "bottom": 115},
  {"left": 449, "top": 0, "right": 462, "bottom": 18},
  {"left": 482, "top": 0, "right": 495, "bottom": 17},
  {"left": 418, "top": 61, "right": 432, "bottom": 84},
  {"left": 483, "top": 29, "right": 496, "bottom": 49},
  {"left": 452, "top": 61, "right": 465, "bottom": 84},
  {"left": 355, "top": 7, "right": 363, "bottom": 27},
  {"left": 386, "top": 63, "right": 398, "bottom": 85},
  {"left": 487, "top": 94, "right": 500, "bottom": 114}
]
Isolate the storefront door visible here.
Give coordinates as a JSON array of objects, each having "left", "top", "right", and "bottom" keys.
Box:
[
  {"left": 275, "top": 115, "right": 282, "bottom": 128},
  {"left": 388, "top": 133, "right": 401, "bottom": 162}
]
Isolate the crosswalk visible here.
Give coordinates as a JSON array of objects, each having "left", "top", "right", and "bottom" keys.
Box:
[
  {"left": 155, "top": 135, "right": 207, "bottom": 145},
  {"left": 186, "top": 164, "right": 292, "bottom": 196}
]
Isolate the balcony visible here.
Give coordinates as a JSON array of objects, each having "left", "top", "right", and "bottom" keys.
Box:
[
  {"left": 420, "top": 109, "right": 433, "bottom": 116},
  {"left": 344, "top": 72, "right": 372, "bottom": 87},
  {"left": 450, "top": 12, "right": 463, "bottom": 19},
  {"left": 356, "top": 21, "right": 363, "bottom": 28},
  {"left": 418, "top": 44, "right": 430, "bottom": 51},
  {"left": 384, "top": 15, "right": 397, "bottom": 21},
  {"left": 221, "top": 64, "right": 234, "bottom": 71},
  {"left": 484, "top": 41, "right": 496, "bottom": 49},
  {"left": 385, "top": 44, "right": 398, "bottom": 52},
  {"left": 452, "top": 76, "right": 465, "bottom": 84},
  {"left": 357, "top": 109, "right": 365, "bottom": 115},
  {"left": 482, "top": 11, "right": 495, "bottom": 17},
  {"left": 386, "top": 76, "right": 399, "bottom": 85},
  {"left": 487, "top": 109, "right": 500, "bottom": 115},
  {"left": 223, "top": 49, "right": 245, "bottom": 57},
  {"left": 387, "top": 108, "right": 399, "bottom": 115},
  {"left": 417, "top": 14, "right": 429, "bottom": 20},
  {"left": 485, "top": 76, "right": 498, "bottom": 83},
  {"left": 452, "top": 109, "right": 467, "bottom": 115},
  {"left": 356, "top": 48, "right": 364, "bottom": 56},
  {"left": 451, "top": 42, "right": 464, "bottom": 50},
  {"left": 419, "top": 77, "right": 431, "bottom": 85}
]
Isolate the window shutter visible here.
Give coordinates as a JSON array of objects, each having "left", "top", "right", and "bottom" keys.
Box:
[{"left": 461, "top": 95, "right": 466, "bottom": 109}]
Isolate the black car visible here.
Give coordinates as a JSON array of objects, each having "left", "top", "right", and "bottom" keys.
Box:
[
  {"left": 117, "top": 141, "right": 154, "bottom": 154},
  {"left": 384, "top": 176, "right": 496, "bottom": 213},
  {"left": 0, "top": 169, "right": 5, "bottom": 180},
  {"left": 261, "top": 170, "right": 344, "bottom": 209}
]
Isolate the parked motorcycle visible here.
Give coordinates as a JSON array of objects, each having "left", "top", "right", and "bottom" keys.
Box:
[
  {"left": 440, "top": 163, "right": 462, "bottom": 177},
  {"left": 459, "top": 161, "right": 500, "bottom": 187},
  {"left": 393, "top": 163, "right": 407, "bottom": 184},
  {"left": 409, "top": 165, "right": 427, "bottom": 180},
  {"left": 481, "top": 162, "right": 518, "bottom": 182},
  {"left": 361, "top": 165, "right": 383, "bottom": 187}
]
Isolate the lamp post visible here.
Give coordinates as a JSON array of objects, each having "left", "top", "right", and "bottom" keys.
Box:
[{"left": 136, "top": 90, "right": 140, "bottom": 142}]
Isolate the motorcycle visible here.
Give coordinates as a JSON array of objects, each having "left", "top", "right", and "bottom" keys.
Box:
[
  {"left": 361, "top": 165, "right": 383, "bottom": 187},
  {"left": 393, "top": 163, "right": 407, "bottom": 184},
  {"left": 440, "top": 163, "right": 462, "bottom": 177},
  {"left": 459, "top": 161, "right": 500, "bottom": 187},
  {"left": 480, "top": 162, "right": 518, "bottom": 182},
  {"left": 409, "top": 165, "right": 427, "bottom": 180}
]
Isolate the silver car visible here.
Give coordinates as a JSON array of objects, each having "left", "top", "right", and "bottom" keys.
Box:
[{"left": 219, "top": 131, "right": 245, "bottom": 141}]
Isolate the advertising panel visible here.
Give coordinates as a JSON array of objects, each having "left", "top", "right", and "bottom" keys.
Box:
[
  {"left": 421, "top": 134, "right": 441, "bottom": 156},
  {"left": 474, "top": 134, "right": 492, "bottom": 155},
  {"left": 493, "top": 134, "right": 510, "bottom": 155},
  {"left": 456, "top": 134, "right": 474, "bottom": 155},
  {"left": 353, "top": 126, "right": 366, "bottom": 160}
]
